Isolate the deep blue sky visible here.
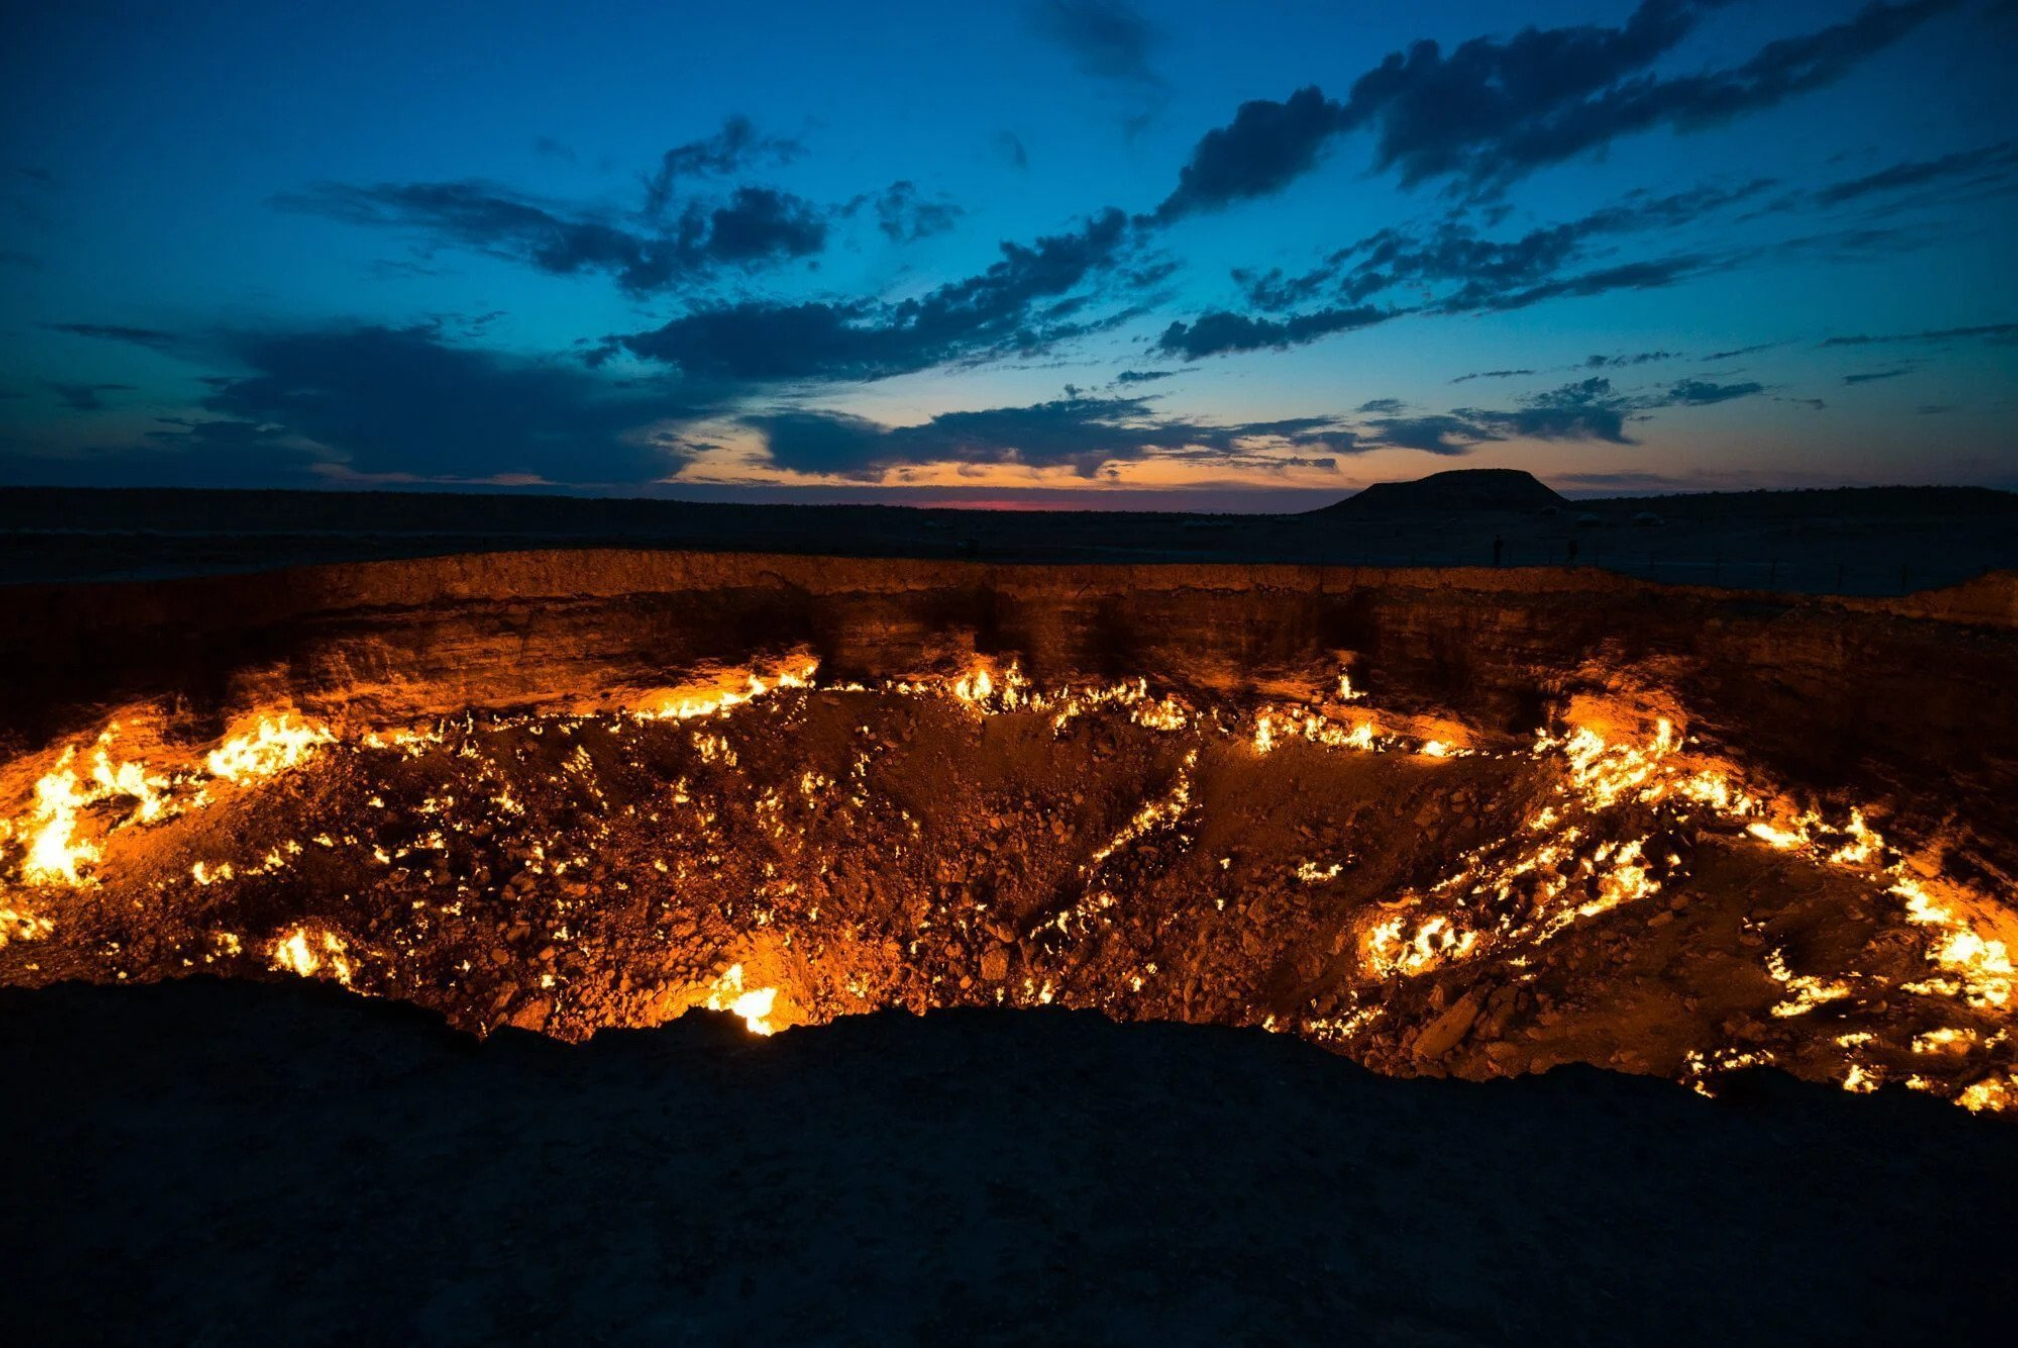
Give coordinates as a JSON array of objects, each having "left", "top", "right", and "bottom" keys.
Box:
[{"left": 3, "top": 0, "right": 2015, "bottom": 507}]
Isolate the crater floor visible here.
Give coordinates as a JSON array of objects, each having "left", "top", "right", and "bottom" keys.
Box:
[{"left": 4, "top": 659, "right": 2013, "bottom": 1112}]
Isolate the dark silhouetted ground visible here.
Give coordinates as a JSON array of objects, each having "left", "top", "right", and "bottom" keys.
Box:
[
  {"left": 1, "top": 978, "right": 2009, "bottom": 1345},
  {"left": 3, "top": 478, "right": 2015, "bottom": 593}
]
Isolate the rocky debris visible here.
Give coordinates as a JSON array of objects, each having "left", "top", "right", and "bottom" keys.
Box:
[
  {"left": 7, "top": 679, "right": 2003, "bottom": 1113},
  {"left": 1412, "top": 988, "right": 1484, "bottom": 1061},
  {"left": 1, "top": 540, "right": 2015, "bottom": 1117}
]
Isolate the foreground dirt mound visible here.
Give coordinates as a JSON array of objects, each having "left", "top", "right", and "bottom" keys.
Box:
[{"left": 1, "top": 978, "right": 2007, "bottom": 1345}]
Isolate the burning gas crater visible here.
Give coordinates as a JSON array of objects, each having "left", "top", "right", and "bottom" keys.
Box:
[{"left": 3, "top": 655, "right": 2014, "bottom": 1114}]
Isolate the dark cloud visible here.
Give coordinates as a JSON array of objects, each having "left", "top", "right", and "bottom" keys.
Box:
[
  {"left": 1356, "top": 383, "right": 1637, "bottom": 456},
  {"left": 1663, "top": 378, "right": 1764, "bottom": 404},
  {"left": 48, "top": 381, "right": 135, "bottom": 411},
  {"left": 1842, "top": 367, "right": 1913, "bottom": 384},
  {"left": 641, "top": 115, "right": 804, "bottom": 222},
  {"left": 1114, "top": 369, "right": 1173, "bottom": 383},
  {"left": 1357, "top": 415, "right": 1488, "bottom": 455},
  {"left": 997, "top": 131, "right": 1031, "bottom": 170},
  {"left": 700, "top": 186, "right": 828, "bottom": 263},
  {"left": 1220, "top": 416, "right": 1365, "bottom": 455},
  {"left": 1151, "top": 2, "right": 1953, "bottom": 218},
  {"left": 1357, "top": 0, "right": 1956, "bottom": 196},
  {"left": 1189, "top": 228, "right": 1714, "bottom": 361},
  {"left": 185, "top": 324, "right": 704, "bottom": 484},
  {"left": 1233, "top": 178, "right": 1765, "bottom": 343},
  {"left": 1469, "top": 255, "right": 1710, "bottom": 312},
  {"left": 744, "top": 393, "right": 1357, "bottom": 479},
  {"left": 279, "top": 179, "right": 828, "bottom": 295},
  {"left": 603, "top": 208, "right": 1134, "bottom": 381},
  {"left": 1820, "top": 321, "right": 2018, "bottom": 346},
  {"left": 145, "top": 417, "right": 289, "bottom": 450},
  {"left": 1811, "top": 140, "right": 2018, "bottom": 207},
  {"left": 1, "top": 430, "right": 321, "bottom": 490},
  {"left": 1468, "top": 376, "right": 1635, "bottom": 442},
  {"left": 1356, "top": 397, "right": 1406, "bottom": 414},
  {"left": 1355, "top": 371, "right": 1770, "bottom": 454},
  {"left": 1231, "top": 262, "right": 1341, "bottom": 313},
  {"left": 1342, "top": 0, "right": 1710, "bottom": 190},
  {"left": 1152, "top": 87, "right": 1349, "bottom": 223},
  {"left": 532, "top": 136, "right": 578, "bottom": 164},
  {"left": 1155, "top": 304, "right": 1393, "bottom": 359},
  {"left": 868, "top": 181, "right": 963, "bottom": 243},
  {"left": 1449, "top": 368, "right": 1535, "bottom": 384},
  {"left": 1587, "top": 350, "right": 1677, "bottom": 368},
  {"left": 1028, "top": 0, "right": 1163, "bottom": 89},
  {"left": 41, "top": 321, "right": 180, "bottom": 349},
  {"left": 1702, "top": 341, "right": 1779, "bottom": 360}
]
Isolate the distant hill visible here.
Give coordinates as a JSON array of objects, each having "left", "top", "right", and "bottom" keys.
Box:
[{"left": 1315, "top": 468, "right": 1567, "bottom": 517}]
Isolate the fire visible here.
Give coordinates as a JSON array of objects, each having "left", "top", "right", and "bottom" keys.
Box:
[
  {"left": 1130, "top": 696, "right": 1187, "bottom": 732},
  {"left": 705, "top": 963, "right": 780, "bottom": 1035},
  {"left": 1366, "top": 914, "right": 1479, "bottom": 978},
  {"left": 641, "top": 658, "right": 819, "bottom": 721},
  {"left": 1957, "top": 1075, "right": 2017, "bottom": 1114},
  {"left": 953, "top": 668, "right": 994, "bottom": 704},
  {"left": 5, "top": 726, "right": 193, "bottom": 891},
  {"left": 1746, "top": 821, "right": 1805, "bottom": 850},
  {"left": 2, "top": 654, "right": 2012, "bottom": 1117},
  {"left": 1766, "top": 947, "right": 1854, "bottom": 1018},
  {"left": 0, "top": 904, "right": 55, "bottom": 947},
  {"left": 1086, "top": 749, "right": 1196, "bottom": 870},
  {"left": 270, "top": 925, "right": 354, "bottom": 986},
  {"left": 1891, "top": 878, "right": 2014, "bottom": 1010},
  {"left": 89, "top": 745, "right": 169, "bottom": 824},
  {"left": 949, "top": 662, "right": 1035, "bottom": 713},
  {"left": 21, "top": 749, "right": 100, "bottom": 886},
  {"left": 207, "top": 715, "right": 335, "bottom": 784}
]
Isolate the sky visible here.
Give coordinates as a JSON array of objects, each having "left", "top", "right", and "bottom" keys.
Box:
[{"left": 2, "top": 0, "right": 2015, "bottom": 510}]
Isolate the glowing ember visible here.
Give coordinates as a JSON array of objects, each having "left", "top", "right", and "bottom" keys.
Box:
[
  {"left": 705, "top": 964, "right": 780, "bottom": 1035},
  {"left": 270, "top": 925, "right": 354, "bottom": 986},
  {"left": 22, "top": 750, "right": 100, "bottom": 886},
  {"left": 207, "top": 715, "right": 335, "bottom": 784},
  {"left": 1957, "top": 1075, "right": 2018, "bottom": 1114},
  {"left": 2, "top": 657, "right": 2012, "bottom": 1117},
  {"left": 1892, "top": 878, "right": 2014, "bottom": 1010}
]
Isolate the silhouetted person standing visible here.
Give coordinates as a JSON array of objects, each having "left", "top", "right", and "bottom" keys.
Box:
[{"left": 1567, "top": 537, "right": 1580, "bottom": 567}]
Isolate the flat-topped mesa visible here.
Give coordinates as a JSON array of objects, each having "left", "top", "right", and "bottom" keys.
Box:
[
  {"left": 1315, "top": 468, "right": 1569, "bottom": 516},
  {"left": 0, "top": 552, "right": 2014, "bottom": 1115}
]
